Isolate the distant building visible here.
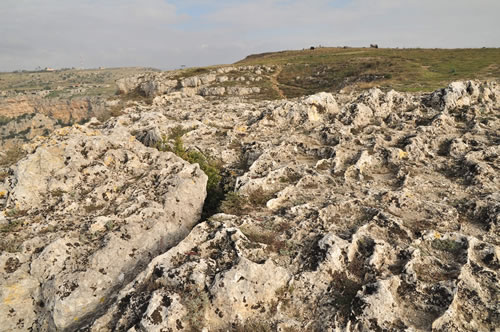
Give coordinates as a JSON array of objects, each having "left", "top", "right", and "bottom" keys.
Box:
[{"left": 44, "top": 67, "right": 56, "bottom": 72}]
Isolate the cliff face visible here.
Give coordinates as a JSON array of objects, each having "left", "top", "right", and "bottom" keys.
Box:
[
  {"left": 0, "top": 71, "right": 498, "bottom": 331},
  {"left": 0, "top": 96, "right": 96, "bottom": 123},
  {"left": 0, "top": 96, "right": 116, "bottom": 163}
]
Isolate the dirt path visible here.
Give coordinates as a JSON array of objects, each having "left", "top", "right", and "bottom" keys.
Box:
[{"left": 270, "top": 66, "right": 286, "bottom": 99}]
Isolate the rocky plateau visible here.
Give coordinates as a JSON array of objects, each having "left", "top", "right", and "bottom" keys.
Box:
[{"left": 0, "top": 66, "right": 499, "bottom": 331}]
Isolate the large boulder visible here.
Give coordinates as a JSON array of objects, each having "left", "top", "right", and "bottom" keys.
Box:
[
  {"left": 116, "top": 75, "right": 144, "bottom": 95},
  {"left": 140, "top": 78, "right": 178, "bottom": 97},
  {"left": 0, "top": 120, "right": 207, "bottom": 331}
]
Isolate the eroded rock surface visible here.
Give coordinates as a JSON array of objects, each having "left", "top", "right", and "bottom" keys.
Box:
[
  {"left": 1, "top": 78, "right": 499, "bottom": 331},
  {"left": 0, "top": 121, "right": 207, "bottom": 330}
]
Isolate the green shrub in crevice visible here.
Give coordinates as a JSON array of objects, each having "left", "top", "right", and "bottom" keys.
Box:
[{"left": 156, "top": 131, "right": 223, "bottom": 219}]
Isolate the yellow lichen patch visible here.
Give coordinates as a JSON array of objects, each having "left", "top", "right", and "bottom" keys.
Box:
[
  {"left": 403, "top": 191, "right": 414, "bottom": 199},
  {"left": 0, "top": 191, "right": 6, "bottom": 199},
  {"left": 55, "top": 127, "right": 71, "bottom": 137},
  {"left": 103, "top": 156, "right": 114, "bottom": 166},
  {"left": 3, "top": 283, "right": 30, "bottom": 305},
  {"left": 235, "top": 126, "right": 247, "bottom": 134},
  {"left": 434, "top": 231, "right": 441, "bottom": 239},
  {"left": 129, "top": 135, "right": 135, "bottom": 142},
  {"left": 398, "top": 150, "right": 408, "bottom": 159}
]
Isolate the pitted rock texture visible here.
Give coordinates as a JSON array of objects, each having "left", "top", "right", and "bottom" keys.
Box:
[
  {"left": 0, "top": 78, "right": 499, "bottom": 331},
  {"left": 0, "top": 121, "right": 207, "bottom": 331}
]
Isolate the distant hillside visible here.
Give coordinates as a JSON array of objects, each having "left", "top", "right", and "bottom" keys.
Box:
[
  {"left": 0, "top": 67, "right": 159, "bottom": 98},
  {"left": 236, "top": 47, "right": 500, "bottom": 97}
]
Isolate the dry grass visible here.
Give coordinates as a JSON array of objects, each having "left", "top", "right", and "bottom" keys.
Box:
[
  {"left": 237, "top": 47, "right": 500, "bottom": 96},
  {"left": 0, "top": 144, "right": 26, "bottom": 167},
  {"left": 219, "top": 188, "right": 275, "bottom": 216}
]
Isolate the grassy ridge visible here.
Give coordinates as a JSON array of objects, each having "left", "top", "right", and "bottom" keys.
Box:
[{"left": 236, "top": 48, "right": 500, "bottom": 97}]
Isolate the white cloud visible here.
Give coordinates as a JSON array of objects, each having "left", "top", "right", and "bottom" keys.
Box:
[{"left": 0, "top": 0, "right": 498, "bottom": 71}]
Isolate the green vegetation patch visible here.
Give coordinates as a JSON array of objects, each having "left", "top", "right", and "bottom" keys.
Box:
[
  {"left": 431, "top": 238, "right": 466, "bottom": 254},
  {"left": 0, "top": 116, "right": 13, "bottom": 126},
  {"left": 237, "top": 47, "right": 500, "bottom": 96},
  {"left": 156, "top": 126, "right": 223, "bottom": 218},
  {"left": 219, "top": 188, "right": 276, "bottom": 216},
  {"left": 0, "top": 145, "right": 26, "bottom": 167}
]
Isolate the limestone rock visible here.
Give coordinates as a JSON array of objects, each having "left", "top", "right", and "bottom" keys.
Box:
[
  {"left": 89, "top": 220, "right": 290, "bottom": 331},
  {"left": 140, "top": 78, "right": 178, "bottom": 97},
  {"left": 0, "top": 121, "right": 207, "bottom": 331},
  {"left": 1, "top": 78, "right": 498, "bottom": 331}
]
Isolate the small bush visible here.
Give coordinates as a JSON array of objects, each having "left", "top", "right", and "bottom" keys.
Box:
[
  {"left": 0, "top": 115, "right": 12, "bottom": 126},
  {"left": 167, "top": 125, "right": 194, "bottom": 140},
  {"left": 156, "top": 132, "right": 223, "bottom": 218},
  {"left": 240, "top": 224, "right": 293, "bottom": 256},
  {"left": 220, "top": 188, "right": 275, "bottom": 216},
  {"left": 220, "top": 192, "right": 247, "bottom": 215},
  {"left": 97, "top": 104, "right": 125, "bottom": 122},
  {"left": 119, "top": 86, "right": 153, "bottom": 104},
  {"left": 84, "top": 204, "right": 105, "bottom": 213},
  {"left": 0, "top": 145, "right": 26, "bottom": 167},
  {"left": 182, "top": 291, "right": 210, "bottom": 330},
  {"left": 4, "top": 208, "right": 27, "bottom": 219},
  {"left": 247, "top": 187, "right": 275, "bottom": 206},
  {"left": 161, "top": 137, "right": 222, "bottom": 195},
  {"left": 0, "top": 238, "right": 22, "bottom": 253},
  {"left": 431, "top": 239, "right": 464, "bottom": 253}
]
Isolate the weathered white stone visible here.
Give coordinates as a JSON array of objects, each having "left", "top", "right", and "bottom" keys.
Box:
[
  {"left": 216, "top": 75, "right": 228, "bottom": 83},
  {"left": 181, "top": 76, "right": 201, "bottom": 87},
  {"left": 0, "top": 121, "right": 207, "bottom": 330},
  {"left": 1, "top": 78, "right": 499, "bottom": 331}
]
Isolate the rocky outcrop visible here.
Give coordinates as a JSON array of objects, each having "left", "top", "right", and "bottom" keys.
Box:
[
  {"left": 0, "top": 121, "right": 207, "bottom": 330},
  {"left": 0, "top": 79, "right": 498, "bottom": 331},
  {"left": 90, "top": 219, "right": 290, "bottom": 331},
  {"left": 116, "top": 65, "right": 275, "bottom": 99},
  {"left": 117, "top": 73, "right": 180, "bottom": 98}
]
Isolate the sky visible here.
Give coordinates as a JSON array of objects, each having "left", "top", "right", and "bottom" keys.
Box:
[{"left": 0, "top": 0, "right": 499, "bottom": 71}]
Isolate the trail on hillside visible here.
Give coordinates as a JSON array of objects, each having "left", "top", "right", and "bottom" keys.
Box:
[{"left": 270, "top": 66, "right": 286, "bottom": 99}]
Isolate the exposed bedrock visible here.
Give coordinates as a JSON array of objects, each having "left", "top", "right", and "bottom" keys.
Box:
[{"left": 0, "top": 79, "right": 498, "bottom": 331}]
